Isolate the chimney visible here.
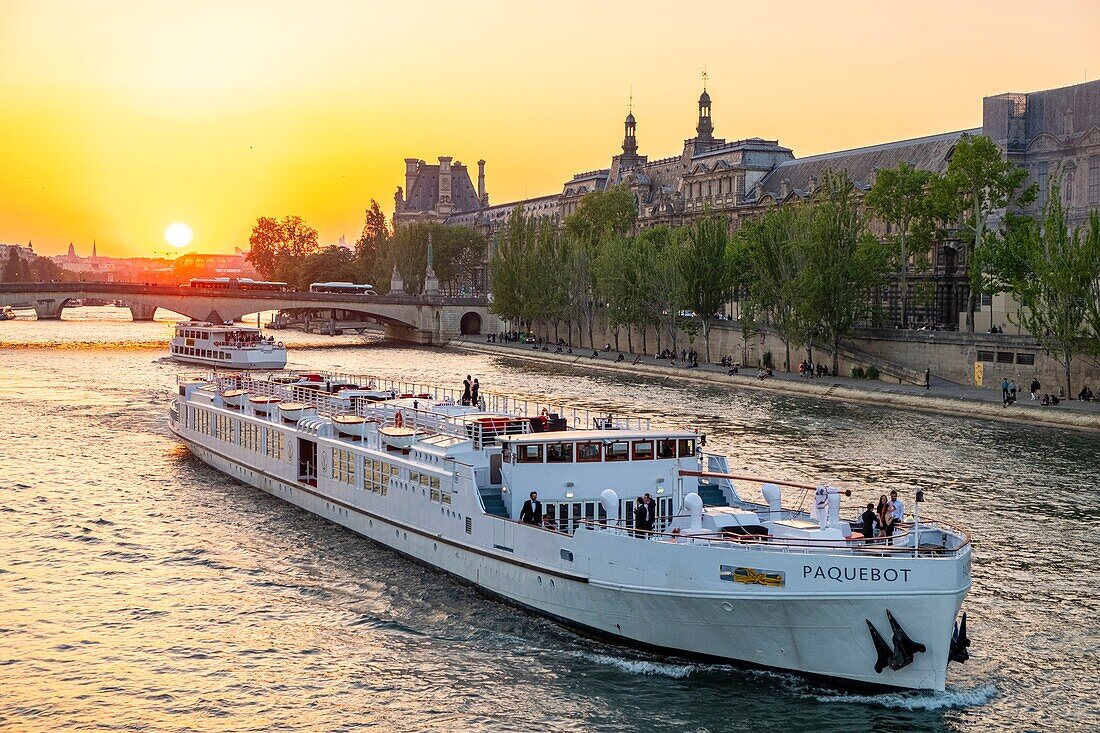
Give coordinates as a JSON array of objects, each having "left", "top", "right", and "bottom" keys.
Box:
[
  {"left": 404, "top": 158, "right": 419, "bottom": 205},
  {"left": 779, "top": 179, "right": 790, "bottom": 199},
  {"left": 477, "top": 159, "right": 487, "bottom": 206}
]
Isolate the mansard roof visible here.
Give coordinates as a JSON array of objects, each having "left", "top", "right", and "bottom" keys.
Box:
[
  {"left": 756, "top": 128, "right": 980, "bottom": 199},
  {"left": 405, "top": 162, "right": 482, "bottom": 214}
]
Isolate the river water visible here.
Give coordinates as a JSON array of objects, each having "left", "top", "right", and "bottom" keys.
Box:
[{"left": 0, "top": 308, "right": 1096, "bottom": 732}]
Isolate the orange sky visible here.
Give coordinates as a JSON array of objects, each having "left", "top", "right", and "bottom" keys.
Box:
[{"left": 2, "top": 0, "right": 1099, "bottom": 258}]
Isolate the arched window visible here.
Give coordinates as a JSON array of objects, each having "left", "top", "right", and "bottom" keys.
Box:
[{"left": 1064, "top": 169, "right": 1075, "bottom": 207}]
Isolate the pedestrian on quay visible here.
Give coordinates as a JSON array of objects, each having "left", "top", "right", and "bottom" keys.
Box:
[
  {"left": 1000, "top": 377, "right": 1011, "bottom": 407},
  {"left": 1030, "top": 378, "right": 1041, "bottom": 400}
]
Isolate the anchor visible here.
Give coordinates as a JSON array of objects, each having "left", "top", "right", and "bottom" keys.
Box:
[
  {"left": 866, "top": 610, "right": 926, "bottom": 673},
  {"left": 866, "top": 618, "right": 893, "bottom": 674},
  {"left": 949, "top": 612, "right": 971, "bottom": 664}
]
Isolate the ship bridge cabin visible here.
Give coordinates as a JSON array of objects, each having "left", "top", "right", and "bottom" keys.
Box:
[{"left": 496, "top": 430, "right": 703, "bottom": 532}]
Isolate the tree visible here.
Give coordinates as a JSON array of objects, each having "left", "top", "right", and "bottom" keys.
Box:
[
  {"left": 866, "top": 162, "right": 935, "bottom": 327},
  {"left": 355, "top": 199, "right": 390, "bottom": 287},
  {"left": 634, "top": 226, "right": 683, "bottom": 355},
  {"left": 246, "top": 215, "right": 321, "bottom": 283},
  {"left": 796, "top": 172, "right": 889, "bottom": 375},
  {"left": 564, "top": 185, "right": 637, "bottom": 241},
  {"left": 1084, "top": 212, "right": 1100, "bottom": 356},
  {"left": 986, "top": 180, "right": 1100, "bottom": 396},
  {"left": 489, "top": 206, "right": 538, "bottom": 325},
  {"left": 935, "top": 135, "right": 1034, "bottom": 332},
  {"left": 2, "top": 247, "right": 21, "bottom": 282},
  {"left": 736, "top": 204, "right": 810, "bottom": 371},
  {"left": 678, "top": 216, "right": 736, "bottom": 362}
]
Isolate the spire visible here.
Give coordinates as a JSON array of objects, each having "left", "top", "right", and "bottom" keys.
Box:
[
  {"left": 696, "top": 70, "right": 713, "bottom": 141},
  {"left": 92, "top": 240, "right": 98, "bottom": 260},
  {"left": 622, "top": 86, "right": 639, "bottom": 162}
]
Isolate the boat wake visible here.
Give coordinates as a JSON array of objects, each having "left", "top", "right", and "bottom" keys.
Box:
[
  {"left": 571, "top": 651, "right": 705, "bottom": 678},
  {"left": 812, "top": 683, "right": 997, "bottom": 710}
]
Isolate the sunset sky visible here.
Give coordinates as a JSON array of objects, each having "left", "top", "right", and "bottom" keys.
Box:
[{"left": 2, "top": 0, "right": 1099, "bottom": 258}]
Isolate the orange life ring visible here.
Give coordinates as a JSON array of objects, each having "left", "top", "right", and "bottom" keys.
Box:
[{"left": 394, "top": 411, "right": 404, "bottom": 428}]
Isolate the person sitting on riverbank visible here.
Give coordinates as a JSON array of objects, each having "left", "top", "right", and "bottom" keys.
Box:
[
  {"left": 632, "top": 355, "right": 641, "bottom": 365},
  {"left": 590, "top": 350, "right": 599, "bottom": 358},
  {"left": 554, "top": 345, "right": 563, "bottom": 354},
  {"left": 757, "top": 367, "right": 772, "bottom": 380},
  {"left": 688, "top": 357, "right": 699, "bottom": 368},
  {"left": 1078, "top": 385, "right": 1094, "bottom": 402},
  {"left": 603, "top": 343, "right": 612, "bottom": 352},
  {"left": 615, "top": 353, "right": 625, "bottom": 363},
  {"left": 727, "top": 365, "right": 739, "bottom": 375},
  {"left": 1040, "top": 393, "right": 1061, "bottom": 406}
]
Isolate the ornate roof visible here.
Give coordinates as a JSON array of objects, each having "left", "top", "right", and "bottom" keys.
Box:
[{"left": 756, "top": 128, "right": 980, "bottom": 199}]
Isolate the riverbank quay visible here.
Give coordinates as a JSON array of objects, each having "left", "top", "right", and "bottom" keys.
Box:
[{"left": 447, "top": 339, "right": 1100, "bottom": 433}]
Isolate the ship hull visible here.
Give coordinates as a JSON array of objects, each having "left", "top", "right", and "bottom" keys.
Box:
[{"left": 171, "top": 424, "right": 967, "bottom": 692}]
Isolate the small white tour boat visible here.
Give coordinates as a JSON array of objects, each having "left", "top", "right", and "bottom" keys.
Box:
[
  {"left": 169, "top": 321, "right": 286, "bottom": 369},
  {"left": 169, "top": 370, "right": 973, "bottom": 692}
]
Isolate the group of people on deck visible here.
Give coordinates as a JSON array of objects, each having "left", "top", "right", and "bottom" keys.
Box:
[
  {"left": 859, "top": 490, "right": 905, "bottom": 542},
  {"left": 518, "top": 491, "right": 658, "bottom": 536},
  {"left": 460, "top": 374, "right": 481, "bottom": 408}
]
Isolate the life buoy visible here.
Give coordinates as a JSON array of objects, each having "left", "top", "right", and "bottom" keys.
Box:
[{"left": 394, "top": 411, "right": 404, "bottom": 428}]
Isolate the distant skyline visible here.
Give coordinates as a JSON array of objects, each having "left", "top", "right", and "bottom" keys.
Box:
[{"left": 3, "top": 0, "right": 1099, "bottom": 257}]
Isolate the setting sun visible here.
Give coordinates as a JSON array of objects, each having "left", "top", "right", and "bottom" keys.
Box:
[{"left": 164, "top": 222, "right": 193, "bottom": 248}]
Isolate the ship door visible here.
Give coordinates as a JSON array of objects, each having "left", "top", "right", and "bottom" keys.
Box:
[
  {"left": 298, "top": 438, "right": 317, "bottom": 486},
  {"left": 493, "top": 518, "right": 514, "bottom": 553}
]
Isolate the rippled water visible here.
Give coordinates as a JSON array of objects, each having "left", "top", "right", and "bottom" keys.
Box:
[{"left": 1, "top": 308, "right": 1097, "bottom": 732}]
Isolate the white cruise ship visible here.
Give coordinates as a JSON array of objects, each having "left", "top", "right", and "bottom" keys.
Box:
[
  {"left": 169, "top": 322, "right": 287, "bottom": 369},
  {"left": 168, "top": 371, "right": 973, "bottom": 691}
]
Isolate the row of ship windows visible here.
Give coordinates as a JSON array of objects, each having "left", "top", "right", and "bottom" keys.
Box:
[
  {"left": 184, "top": 406, "right": 448, "bottom": 501},
  {"left": 178, "top": 330, "right": 211, "bottom": 340},
  {"left": 172, "top": 345, "right": 233, "bottom": 361},
  {"left": 509, "top": 438, "right": 696, "bottom": 465}
]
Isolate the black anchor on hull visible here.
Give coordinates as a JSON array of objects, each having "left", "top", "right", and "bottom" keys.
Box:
[
  {"left": 865, "top": 610, "right": 926, "bottom": 673},
  {"left": 949, "top": 612, "right": 971, "bottom": 664}
]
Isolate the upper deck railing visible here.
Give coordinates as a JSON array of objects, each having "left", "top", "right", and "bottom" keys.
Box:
[{"left": 203, "top": 371, "right": 653, "bottom": 448}]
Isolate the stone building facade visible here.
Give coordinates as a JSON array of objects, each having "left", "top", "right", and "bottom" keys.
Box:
[{"left": 395, "top": 79, "right": 1100, "bottom": 327}]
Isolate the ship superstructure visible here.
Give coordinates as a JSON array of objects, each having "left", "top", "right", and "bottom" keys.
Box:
[
  {"left": 169, "top": 321, "right": 286, "bottom": 369},
  {"left": 168, "top": 370, "right": 972, "bottom": 691}
]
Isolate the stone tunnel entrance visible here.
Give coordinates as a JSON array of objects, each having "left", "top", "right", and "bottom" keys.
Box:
[{"left": 460, "top": 311, "right": 482, "bottom": 335}]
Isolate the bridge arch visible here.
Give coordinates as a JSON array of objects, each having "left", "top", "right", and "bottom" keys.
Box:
[{"left": 460, "top": 311, "right": 482, "bottom": 335}]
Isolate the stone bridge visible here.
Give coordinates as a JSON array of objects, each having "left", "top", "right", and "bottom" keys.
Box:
[{"left": 0, "top": 282, "right": 496, "bottom": 344}]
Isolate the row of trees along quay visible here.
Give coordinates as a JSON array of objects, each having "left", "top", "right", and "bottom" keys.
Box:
[
  {"left": 488, "top": 135, "right": 1100, "bottom": 393},
  {"left": 246, "top": 201, "right": 485, "bottom": 295}
]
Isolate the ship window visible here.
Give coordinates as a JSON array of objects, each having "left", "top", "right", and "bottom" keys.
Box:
[
  {"left": 576, "top": 441, "right": 602, "bottom": 462},
  {"left": 678, "top": 439, "right": 696, "bottom": 457},
  {"left": 546, "top": 442, "right": 573, "bottom": 463},
  {"left": 517, "top": 444, "right": 544, "bottom": 463},
  {"left": 605, "top": 441, "right": 629, "bottom": 462},
  {"left": 657, "top": 439, "right": 676, "bottom": 459},
  {"left": 632, "top": 440, "right": 654, "bottom": 460}
]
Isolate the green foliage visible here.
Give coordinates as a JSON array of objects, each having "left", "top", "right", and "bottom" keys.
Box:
[
  {"left": 247, "top": 215, "right": 320, "bottom": 283},
  {"left": 866, "top": 161, "right": 936, "bottom": 326},
  {"left": 355, "top": 199, "right": 391, "bottom": 289},
  {"left": 387, "top": 222, "right": 484, "bottom": 294},
  {"left": 865, "top": 365, "right": 880, "bottom": 380},
  {"left": 563, "top": 185, "right": 637, "bottom": 241},
  {"left": 795, "top": 172, "right": 890, "bottom": 375},
  {"left": 735, "top": 204, "right": 811, "bottom": 370},
  {"left": 762, "top": 350, "right": 774, "bottom": 369},
  {"left": 678, "top": 216, "right": 736, "bottom": 361},
  {"left": 985, "top": 179, "right": 1100, "bottom": 394},
  {"left": 851, "top": 366, "right": 865, "bottom": 379},
  {"left": 935, "top": 134, "right": 1035, "bottom": 331}
]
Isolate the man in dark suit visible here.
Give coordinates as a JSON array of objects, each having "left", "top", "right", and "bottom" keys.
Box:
[
  {"left": 519, "top": 491, "right": 542, "bottom": 525},
  {"left": 642, "top": 493, "right": 657, "bottom": 531}
]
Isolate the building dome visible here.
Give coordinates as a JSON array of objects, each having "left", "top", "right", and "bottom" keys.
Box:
[
  {"left": 625, "top": 111, "right": 636, "bottom": 124},
  {"left": 699, "top": 90, "right": 711, "bottom": 104}
]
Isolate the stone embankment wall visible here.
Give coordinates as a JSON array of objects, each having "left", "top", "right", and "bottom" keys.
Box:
[{"left": 502, "top": 319, "right": 1100, "bottom": 392}]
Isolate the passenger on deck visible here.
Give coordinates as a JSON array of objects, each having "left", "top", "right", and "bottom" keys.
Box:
[
  {"left": 642, "top": 493, "right": 656, "bottom": 531},
  {"left": 462, "top": 375, "right": 472, "bottom": 406},
  {"left": 543, "top": 512, "right": 557, "bottom": 532},
  {"left": 519, "top": 492, "right": 542, "bottom": 525},
  {"left": 876, "top": 494, "right": 891, "bottom": 538},
  {"left": 860, "top": 503, "right": 878, "bottom": 539},
  {"left": 633, "top": 497, "right": 647, "bottom": 538},
  {"left": 471, "top": 378, "right": 480, "bottom": 406},
  {"left": 886, "top": 490, "right": 904, "bottom": 540}
]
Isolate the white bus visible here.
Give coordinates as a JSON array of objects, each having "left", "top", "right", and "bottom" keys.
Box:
[{"left": 308, "top": 282, "right": 377, "bottom": 296}]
